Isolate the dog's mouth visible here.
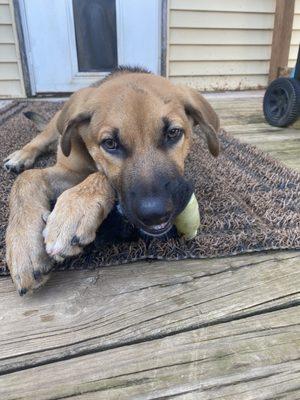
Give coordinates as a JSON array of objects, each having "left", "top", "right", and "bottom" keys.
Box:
[
  {"left": 139, "top": 220, "right": 173, "bottom": 237},
  {"left": 116, "top": 203, "right": 173, "bottom": 237}
]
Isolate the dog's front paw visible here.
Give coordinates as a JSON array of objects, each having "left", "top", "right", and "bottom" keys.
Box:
[
  {"left": 6, "top": 218, "right": 53, "bottom": 295},
  {"left": 43, "top": 190, "right": 104, "bottom": 261},
  {"left": 4, "top": 148, "right": 37, "bottom": 173}
]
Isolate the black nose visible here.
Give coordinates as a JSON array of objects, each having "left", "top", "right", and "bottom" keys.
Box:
[{"left": 135, "top": 197, "right": 172, "bottom": 226}]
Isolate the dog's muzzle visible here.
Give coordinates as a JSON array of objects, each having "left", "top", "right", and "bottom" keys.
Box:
[{"left": 119, "top": 176, "right": 193, "bottom": 237}]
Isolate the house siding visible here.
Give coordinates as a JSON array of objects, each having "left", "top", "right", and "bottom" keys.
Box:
[
  {"left": 1, "top": 0, "right": 299, "bottom": 97},
  {"left": 168, "top": 0, "right": 283, "bottom": 91},
  {"left": 0, "top": 0, "right": 25, "bottom": 97}
]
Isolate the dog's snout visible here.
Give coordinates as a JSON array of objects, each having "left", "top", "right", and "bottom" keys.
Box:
[
  {"left": 121, "top": 164, "right": 194, "bottom": 234},
  {"left": 135, "top": 197, "right": 171, "bottom": 226}
]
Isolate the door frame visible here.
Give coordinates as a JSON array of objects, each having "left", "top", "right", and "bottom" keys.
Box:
[
  {"left": 18, "top": 0, "right": 119, "bottom": 95},
  {"left": 17, "top": 0, "right": 38, "bottom": 95},
  {"left": 13, "top": 0, "right": 164, "bottom": 96},
  {"left": 12, "top": 0, "right": 32, "bottom": 96}
]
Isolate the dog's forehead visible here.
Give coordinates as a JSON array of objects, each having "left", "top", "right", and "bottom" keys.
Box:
[
  {"left": 98, "top": 74, "right": 181, "bottom": 109},
  {"left": 93, "top": 79, "right": 185, "bottom": 140},
  {"left": 108, "top": 84, "right": 170, "bottom": 112}
]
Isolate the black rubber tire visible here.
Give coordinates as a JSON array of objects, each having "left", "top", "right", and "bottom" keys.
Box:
[{"left": 263, "top": 77, "right": 300, "bottom": 127}]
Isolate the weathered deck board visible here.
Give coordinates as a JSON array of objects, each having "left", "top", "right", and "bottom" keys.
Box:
[
  {"left": 0, "top": 94, "right": 299, "bottom": 399},
  {"left": 0, "top": 251, "right": 299, "bottom": 376},
  {"left": 0, "top": 302, "right": 299, "bottom": 399},
  {"left": 212, "top": 96, "right": 300, "bottom": 172}
]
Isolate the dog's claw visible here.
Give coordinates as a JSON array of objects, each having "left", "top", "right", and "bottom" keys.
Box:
[
  {"left": 42, "top": 211, "right": 50, "bottom": 224},
  {"left": 3, "top": 160, "right": 24, "bottom": 174},
  {"left": 33, "top": 270, "right": 42, "bottom": 281},
  {"left": 18, "top": 288, "right": 28, "bottom": 296},
  {"left": 71, "top": 235, "right": 80, "bottom": 246},
  {"left": 4, "top": 161, "right": 11, "bottom": 172},
  {"left": 3, "top": 149, "right": 35, "bottom": 174}
]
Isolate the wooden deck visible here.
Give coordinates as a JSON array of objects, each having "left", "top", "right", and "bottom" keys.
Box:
[{"left": 0, "top": 94, "right": 300, "bottom": 399}]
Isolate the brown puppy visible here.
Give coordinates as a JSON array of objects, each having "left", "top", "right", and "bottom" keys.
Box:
[{"left": 4, "top": 67, "right": 220, "bottom": 295}]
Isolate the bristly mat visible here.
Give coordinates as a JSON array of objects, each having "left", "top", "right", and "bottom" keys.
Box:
[{"left": 0, "top": 101, "right": 299, "bottom": 275}]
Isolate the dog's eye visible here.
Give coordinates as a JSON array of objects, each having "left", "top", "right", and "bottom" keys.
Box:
[
  {"left": 166, "top": 128, "right": 183, "bottom": 141},
  {"left": 101, "top": 138, "right": 118, "bottom": 151}
]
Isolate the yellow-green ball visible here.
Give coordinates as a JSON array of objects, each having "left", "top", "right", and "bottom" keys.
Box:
[{"left": 174, "top": 193, "right": 200, "bottom": 240}]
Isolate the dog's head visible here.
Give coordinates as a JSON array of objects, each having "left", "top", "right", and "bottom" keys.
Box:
[{"left": 57, "top": 71, "right": 220, "bottom": 236}]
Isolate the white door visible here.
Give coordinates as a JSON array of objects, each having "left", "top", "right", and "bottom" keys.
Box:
[{"left": 19, "top": 0, "right": 161, "bottom": 94}]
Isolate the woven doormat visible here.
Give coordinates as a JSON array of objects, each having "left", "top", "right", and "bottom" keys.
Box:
[{"left": 0, "top": 101, "right": 299, "bottom": 275}]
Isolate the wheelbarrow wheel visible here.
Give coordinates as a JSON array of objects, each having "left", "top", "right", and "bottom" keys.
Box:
[{"left": 263, "top": 77, "right": 300, "bottom": 127}]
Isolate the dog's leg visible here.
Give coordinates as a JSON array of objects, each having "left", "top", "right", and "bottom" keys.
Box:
[
  {"left": 4, "top": 111, "right": 61, "bottom": 173},
  {"left": 43, "top": 173, "right": 114, "bottom": 261},
  {"left": 5, "top": 164, "right": 86, "bottom": 295}
]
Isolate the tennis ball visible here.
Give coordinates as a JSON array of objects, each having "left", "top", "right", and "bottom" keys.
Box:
[{"left": 174, "top": 193, "right": 200, "bottom": 240}]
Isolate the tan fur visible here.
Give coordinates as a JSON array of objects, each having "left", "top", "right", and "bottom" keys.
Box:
[{"left": 4, "top": 71, "right": 220, "bottom": 295}]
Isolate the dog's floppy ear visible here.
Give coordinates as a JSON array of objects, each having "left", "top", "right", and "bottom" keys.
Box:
[
  {"left": 59, "top": 112, "right": 91, "bottom": 157},
  {"left": 180, "top": 87, "right": 220, "bottom": 157},
  {"left": 56, "top": 88, "right": 94, "bottom": 157}
]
